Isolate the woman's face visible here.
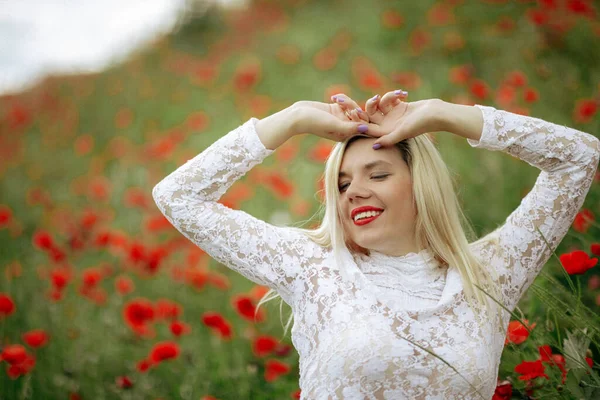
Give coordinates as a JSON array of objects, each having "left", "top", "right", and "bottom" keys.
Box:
[{"left": 337, "top": 137, "right": 418, "bottom": 256}]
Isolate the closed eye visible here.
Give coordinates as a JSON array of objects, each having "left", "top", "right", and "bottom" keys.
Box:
[{"left": 338, "top": 174, "right": 389, "bottom": 192}]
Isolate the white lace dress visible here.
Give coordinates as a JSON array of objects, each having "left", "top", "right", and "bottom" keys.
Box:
[{"left": 152, "top": 105, "right": 600, "bottom": 399}]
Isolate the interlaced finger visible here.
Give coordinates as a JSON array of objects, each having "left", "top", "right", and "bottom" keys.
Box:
[
  {"left": 365, "top": 94, "right": 384, "bottom": 124},
  {"left": 331, "top": 94, "right": 364, "bottom": 114},
  {"left": 378, "top": 89, "right": 408, "bottom": 114}
]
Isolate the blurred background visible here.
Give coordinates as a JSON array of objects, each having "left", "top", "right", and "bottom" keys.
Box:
[{"left": 1, "top": 0, "right": 599, "bottom": 399}]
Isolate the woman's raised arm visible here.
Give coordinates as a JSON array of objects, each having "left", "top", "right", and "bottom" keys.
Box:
[
  {"left": 455, "top": 104, "right": 600, "bottom": 312},
  {"left": 151, "top": 102, "right": 379, "bottom": 306}
]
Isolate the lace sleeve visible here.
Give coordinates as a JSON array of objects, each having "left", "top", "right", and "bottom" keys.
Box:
[
  {"left": 151, "top": 118, "right": 325, "bottom": 306},
  {"left": 468, "top": 105, "right": 600, "bottom": 312}
]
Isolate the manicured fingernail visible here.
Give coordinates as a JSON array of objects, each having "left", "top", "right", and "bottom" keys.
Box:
[
  {"left": 331, "top": 96, "right": 337, "bottom": 101},
  {"left": 394, "top": 90, "right": 408, "bottom": 96},
  {"left": 373, "top": 143, "right": 382, "bottom": 150},
  {"left": 355, "top": 108, "right": 363, "bottom": 113},
  {"left": 371, "top": 94, "right": 379, "bottom": 101},
  {"left": 358, "top": 124, "right": 368, "bottom": 133},
  {"left": 337, "top": 98, "right": 344, "bottom": 103}
]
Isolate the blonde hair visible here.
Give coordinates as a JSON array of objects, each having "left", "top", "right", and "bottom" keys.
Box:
[{"left": 256, "top": 133, "right": 506, "bottom": 340}]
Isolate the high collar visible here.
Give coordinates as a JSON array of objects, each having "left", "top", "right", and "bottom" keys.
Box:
[
  {"left": 355, "top": 248, "right": 446, "bottom": 277},
  {"left": 361, "top": 248, "right": 439, "bottom": 273}
]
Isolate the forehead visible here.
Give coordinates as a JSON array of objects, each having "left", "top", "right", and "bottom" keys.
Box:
[{"left": 338, "top": 139, "right": 402, "bottom": 177}]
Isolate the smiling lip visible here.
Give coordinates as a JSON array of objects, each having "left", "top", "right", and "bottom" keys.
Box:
[
  {"left": 350, "top": 206, "right": 384, "bottom": 219},
  {"left": 353, "top": 212, "right": 382, "bottom": 226}
]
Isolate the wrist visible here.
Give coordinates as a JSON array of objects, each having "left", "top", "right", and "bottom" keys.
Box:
[
  {"left": 255, "top": 107, "right": 296, "bottom": 150},
  {"left": 434, "top": 100, "right": 456, "bottom": 133},
  {"left": 436, "top": 100, "right": 483, "bottom": 141}
]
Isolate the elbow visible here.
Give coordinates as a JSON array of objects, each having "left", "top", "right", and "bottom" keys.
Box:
[
  {"left": 589, "top": 136, "right": 600, "bottom": 169},
  {"left": 579, "top": 133, "right": 600, "bottom": 168},
  {"left": 151, "top": 183, "right": 169, "bottom": 215}
]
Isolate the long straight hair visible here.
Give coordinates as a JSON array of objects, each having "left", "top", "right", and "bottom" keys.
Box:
[{"left": 256, "top": 133, "right": 505, "bottom": 339}]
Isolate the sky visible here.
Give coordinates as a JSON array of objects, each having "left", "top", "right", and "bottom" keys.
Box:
[{"left": 0, "top": 0, "right": 246, "bottom": 95}]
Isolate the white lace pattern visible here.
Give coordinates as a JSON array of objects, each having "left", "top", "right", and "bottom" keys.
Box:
[{"left": 152, "top": 104, "right": 600, "bottom": 399}]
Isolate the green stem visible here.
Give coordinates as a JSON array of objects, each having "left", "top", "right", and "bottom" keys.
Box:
[
  {"left": 554, "top": 311, "right": 561, "bottom": 349},
  {"left": 535, "top": 226, "right": 577, "bottom": 294},
  {"left": 576, "top": 276, "right": 581, "bottom": 315}
]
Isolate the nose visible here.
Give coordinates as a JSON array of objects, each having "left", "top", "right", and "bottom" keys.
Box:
[{"left": 346, "top": 179, "right": 371, "bottom": 202}]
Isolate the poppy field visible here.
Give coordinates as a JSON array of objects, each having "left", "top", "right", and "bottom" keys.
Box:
[{"left": 1, "top": 0, "right": 600, "bottom": 399}]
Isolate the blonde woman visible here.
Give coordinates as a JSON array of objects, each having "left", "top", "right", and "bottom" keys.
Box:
[{"left": 152, "top": 90, "right": 599, "bottom": 399}]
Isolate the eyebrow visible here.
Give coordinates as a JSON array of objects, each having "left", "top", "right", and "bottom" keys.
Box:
[{"left": 338, "top": 160, "right": 393, "bottom": 178}]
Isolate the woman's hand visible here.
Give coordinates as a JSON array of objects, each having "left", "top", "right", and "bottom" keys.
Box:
[
  {"left": 332, "top": 91, "right": 445, "bottom": 148},
  {"left": 289, "top": 100, "right": 387, "bottom": 142}
]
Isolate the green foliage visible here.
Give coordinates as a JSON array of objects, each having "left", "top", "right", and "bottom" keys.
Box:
[{"left": 1, "top": 0, "right": 599, "bottom": 399}]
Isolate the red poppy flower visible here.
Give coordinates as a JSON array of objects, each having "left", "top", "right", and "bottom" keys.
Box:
[
  {"left": 233, "top": 295, "right": 265, "bottom": 323},
  {"left": 7, "top": 103, "right": 31, "bottom": 130},
  {"left": 495, "top": 85, "right": 516, "bottom": 107},
  {"left": 128, "top": 241, "right": 147, "bottom": 264},
  {"left": 449, "top": 65, "right": 473, "bottom": 85},
  {"left": 22, "top": 329, "right": 50, "bottom": 348},
  {"left": 409, "top": 28, "right": 431, "bottom": 56},
  {"left": 1, "top": 344, "right": 27, "bottom": 364},
  {"left": 469, "top": 79, "right": 489, "bottom": 100},
  {"left": 573, "top": 99, "right": 598, "bottom": 124},
  {"left": 359, "top": 71, "right": 384, "bottom": 91},
  {"left": 527, "top": 8, "right": 550, "bottom": 25},
  {"left": 0, "top": 205, "right": 12, "bottom": 227},
  {"left": 6, "top": 353, "right": 36, "bottom": 379},
  {"left": 218, "top": 321, "right": 233, "bottom": 340},
  {"left": 567, "top": 0, "right": 596, "bottom": 17},
  {"left": 0, "top": 293, "right": 15, "bottom": 317},
  {"left": 202, "top": 312, "right": 226, "bottom": 328},
  {"left": 33, "top": 230, "right": 54, "bottom": 250},
  {"left": 308, "top": 142, "right": 334, "bottom": 163},
  {"left": 123, "top": 298, "right": 155, "bottom": 331},
  {"left": 591, "top": 243, "right": 600, "bottom": 256},
  {"left": 538, "top": 345, "right": 567, "bottom": 384},
  {"left": 202, "top": 312, "right": 233, "bottom": 339},
  {"left": 505, "top": 70, "right": 527, "bottom": 87},
  {"left": 505, "top": 319, "right": 537, "bottom": 345},
  {"left": 274, "top": 343, "right": 292, "bottom": 357},
  {"left": 170, "top": 321, "right": 191, "bottom": 337},
  {"left": 427, "top": 2, "right": 454, "bottom": 26},
  {"left": 234, "top": 62, "right": 261, "bottom": 92},
  {"left": 116, "top": 375, "right": 133, "bottom": 389},
  {"left": 80, "top": 210, "right": 99, "bottom": 230},
  {"left": 93, "top": 231, "right": 111, "bottom": 247},
  {"left": 391, "top": 71, "right": 422, "bottom": 90},
  {"left": 492, "top": 380, "right": 513, "bottom": 400},
  {"left": 149, "top": 341, "right": 180, "bottom": 363},
  {"left": 515, "top": 359, "right": 549, "bottom": 381},
  {"left": 136, "top": 358, "right": 153, "bottom": 373},
  {"left": 523, "top": 87, "right": 539, "bottom": 103},
  {"left": 559, "top": 250, "right": 597, "bottom": 275},
  {"left": 82, "top": 268, "right": 102, "bottom": 288},
  {"left": 155, "top": 298, "right": 182, "bottom": 321},
  {"left": 264, "top": 172, "right": 294, "bottom": 199},
  {"left": 381, "top": 9, "right": 404, "bottom": 29},
  {"left": 264, "top": 359, "right": 291, "bottom": 382},
  {"left": 48, "top": 247, "right": 66, "bottom": 263},
  {"left": 50, "top": 267, "right": 72, "bottom": 290},
  {"left": 573, "top": 209, "right": 594, "bottom": 233},
  {"left": 253, "top": 335, "right": 278, "bottom": 357},
  {"left": 115, "top": 275, "right": 134, "bottom": 295},
  {"left": 586, "top": 356, "right": 593, "bottom": 370}
]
